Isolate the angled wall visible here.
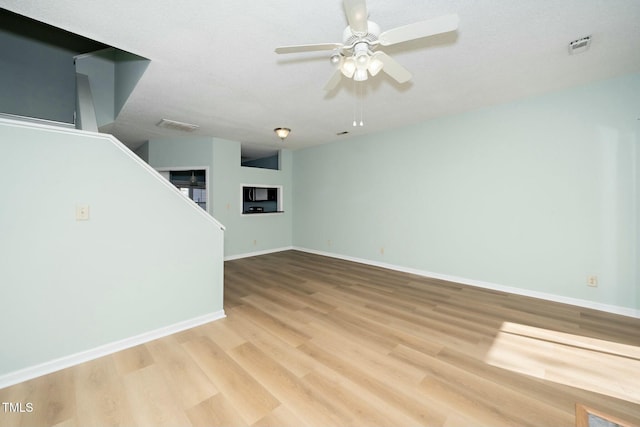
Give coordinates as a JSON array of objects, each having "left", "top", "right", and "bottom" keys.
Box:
[
  {"left": 0, "top": 119, "right": 225, "bottom": 386},
  {"left": 114, "top": 50, "right": 150, "bottom": 117},
  {"left": 74, "top": 48, "right": 149, "bottom": 128}
]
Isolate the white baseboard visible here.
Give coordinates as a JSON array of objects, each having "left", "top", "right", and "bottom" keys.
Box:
[
  {"left": 224, "top": 246, "right": 294, "bottom": 261},
  {"left": 293, "top": 246, "right": 639, "bottom": 319},
  {"left": 0, "top": 310, "right": 226, "bottom": 390}
]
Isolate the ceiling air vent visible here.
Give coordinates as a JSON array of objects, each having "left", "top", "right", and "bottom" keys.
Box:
[
  {"left": 156, "top": 118, "right": 199, "bottom": 132},
  {"left": 568, "top": 36, "right": 591, "bottom": 55}
]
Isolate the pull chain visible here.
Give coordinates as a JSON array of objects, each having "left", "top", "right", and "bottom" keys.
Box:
[
  {"left": 352, "top": 79, "right": 358, "bottom": 127},
  {"left": 353, "top": 80, "right": 365, "bottom": 127},
  {"left": 359, "top": 83, "right": 364, "bottom": 126}
]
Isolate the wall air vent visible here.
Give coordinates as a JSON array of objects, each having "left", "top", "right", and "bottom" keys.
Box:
[
  {"left": 568, "top": 36, "right": 591, "bottom": 55},
  {"left": 156, "top": 118, "right": 199, "bottom": 132}
]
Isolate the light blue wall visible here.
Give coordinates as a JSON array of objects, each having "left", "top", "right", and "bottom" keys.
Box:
[
  {"left": 114, "top": 50, "right": 150, "bottom": 118},
  {"left": 74, "top": 49, "right": 150, "bottom": 128},
  {"left": 637, "top": 118, "right": 640, "bottom": 311},
  {"left": 136, "top": 140, "right": 150, "bottom": 162},
  {"left": 144, "top": 137, "right": 293, "bottom": 257},
  {"left": 212, "top": 138, "right": 293, "bottom": 257},
  {"left": 144, "top": 136, "right": 214, "bottom": 217},
  {"left": 74, "top": 50, "right": 115, "bottom": 128},
  {"left": 0, "top": 120, "right": 224, "bottom": 378},
  {"left": 147, "top": 137, "right": 214, "bottom": 168},
  {"left": 293, "top": 73, "right": 639, "bottom": 311}
]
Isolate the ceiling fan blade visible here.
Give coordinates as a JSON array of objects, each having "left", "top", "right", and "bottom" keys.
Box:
[
  {"left": 324, "top": 69, "right": 343, "bottom": 91},
  {"left": 379, "top": 13, "right": 459, "bottom": 46},
  {"left": 344, "top": 0, "right": 368, "bottom": 35},
  {"left": 373, "top": 51, "right": 412, "bottom": 83},
  {"left": 275, "top": 43, "right": 343, "bottom": 54}
]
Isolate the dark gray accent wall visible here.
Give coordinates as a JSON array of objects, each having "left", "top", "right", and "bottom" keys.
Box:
[
  {"left": 0, "top": 9, "right": 106, "bottom": 123},
  {"left": 242, "top": 154, "right": 280, "bottom": 170}
]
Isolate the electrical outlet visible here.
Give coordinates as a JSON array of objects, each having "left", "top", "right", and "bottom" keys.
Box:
[
  {"left": 587, "top": 275, "right": 598, "bottom": 287},
  {"left": 253, "top": 239, "right": 257, "bottom": 246},
  {"left": 327, "top": 239, "right": 332, "bottom": 247},
  {"left": 76, "top": 205, "right": 90, "bottom": 221},
  {"left": 380, "top": 247, "right": 385, "bottom": 255}
]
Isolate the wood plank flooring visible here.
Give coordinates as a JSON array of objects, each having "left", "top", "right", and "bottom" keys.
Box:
[{"left": 1, "top": 250, "right": 639, "bottom": 426}]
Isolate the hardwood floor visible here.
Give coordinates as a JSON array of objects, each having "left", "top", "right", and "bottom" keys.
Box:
[{"left": 1, "top": 250, "right": 639, "bottom": 426}]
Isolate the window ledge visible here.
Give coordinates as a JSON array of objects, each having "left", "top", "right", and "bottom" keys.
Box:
[{"left": 241, "top": 211, "right": 285, "bottom": 216}]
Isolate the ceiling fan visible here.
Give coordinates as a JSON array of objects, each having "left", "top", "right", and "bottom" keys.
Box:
[{"left": 275, "top": 0, "right": 459, "bottom": 91}]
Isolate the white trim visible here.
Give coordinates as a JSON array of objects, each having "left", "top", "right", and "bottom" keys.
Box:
[
  {"left": 0, "top": 310, "right": 226, "bottom": 390},
  {"left": 292, "top": 246, "right": 640, "bottom": 319},
  {"left": 224, "top": 246, "right": 293, "bottom": 261},
  {"left": 240, "top": 212, "right": 285, "bottom": 217},
  {"left": 0, "top": 117, "right": 225, "bottom": 231},
  {"left": 0, "top": 112, "right": 75, "bottom": 129},
  {"left": 240, "top": 183, "right": 283, "bottom": 214}
]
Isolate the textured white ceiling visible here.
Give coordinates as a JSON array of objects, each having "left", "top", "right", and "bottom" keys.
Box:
[{"left": 2, "top": 0, "right": 639, "bottom": 151}]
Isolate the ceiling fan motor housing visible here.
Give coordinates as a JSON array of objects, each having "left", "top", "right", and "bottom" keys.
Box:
[{"left": 343, "top": 20, "right": 381, "bottom": 51}]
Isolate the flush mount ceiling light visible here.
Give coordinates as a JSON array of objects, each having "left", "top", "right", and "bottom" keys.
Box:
[{"left": 274, "top": 127, "right": 291, "bottom": 141}]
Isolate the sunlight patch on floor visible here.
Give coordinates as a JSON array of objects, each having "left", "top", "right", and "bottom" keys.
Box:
[{"left": 483, "top": 322, "right": 640, "bottom": 404}]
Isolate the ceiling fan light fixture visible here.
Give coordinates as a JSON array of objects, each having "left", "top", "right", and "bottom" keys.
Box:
[
  {"left": 368, "top": 56, "right": 384, "bottom": 76},
  {"left": 274, "top": 127, "right": 291, "bottom": 141},
  {"left": 330, "top": 53, "right": 342, "bottom": 64},
  {"left": 341, "top": 57, "right": 356, "bottom": 77},
  {"left": 355, "top": 52, "right": 369, "bottom": 70},
  {"left": 353, "top": 68, "right": 368, "bottom": 81},
  {"left": 275, "top": 1, "right": 460, "bottom": 90}
]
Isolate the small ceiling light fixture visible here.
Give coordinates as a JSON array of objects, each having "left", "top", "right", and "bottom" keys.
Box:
[{"left": 274, "top": 127, "right": 291, "bottom": 141}]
